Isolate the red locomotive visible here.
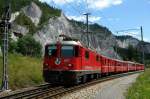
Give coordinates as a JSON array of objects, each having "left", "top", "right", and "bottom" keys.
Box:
[{"left": 43, "top": 35, "right": 144, "bottom": 85}]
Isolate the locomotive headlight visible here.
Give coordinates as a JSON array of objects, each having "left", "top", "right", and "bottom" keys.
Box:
[
  {"left": 44, "top": 63, "right": 48, "bottom": 67},
  {"left": 43, "top": 63, "right": 49, "bottom": 69},
  {"left": 68, "top": 64, "right": 73, "bottom": 67}
]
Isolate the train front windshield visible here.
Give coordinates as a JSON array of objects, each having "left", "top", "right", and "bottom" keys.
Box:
[
  {"left": 61, "top": 46, "right": 74, "bottom": 57},
  {"left": 46, "top": 45, "right": 77, "bottom": 57}
]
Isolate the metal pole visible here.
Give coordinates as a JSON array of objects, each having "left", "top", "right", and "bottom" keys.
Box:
[
  {"left": 2, "top": 20, "right": 9, "bottom": 91},
  {"left": 1, "top": 0, "right": 11, "bottom": 91},
  {"left": 84, "top": 13, "right": 90, "bottom": 47},
  {"left": 140, "top": 26, "right": 145, "bottom": 66},
  {"left": 115, "top": 32, "right": 118, "bottom": 59}
]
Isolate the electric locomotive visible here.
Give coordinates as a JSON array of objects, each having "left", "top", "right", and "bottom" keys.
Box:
[
  {"left": 43, "top": 35, "right": 144, "bottom": 85},
  {"left": 43, "top": 35, "right": 102, "bottom": 85}
]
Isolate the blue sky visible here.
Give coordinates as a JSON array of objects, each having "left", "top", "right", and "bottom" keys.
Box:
[{"left": 39, "top": 0, "right": 150, "bottom": 42}]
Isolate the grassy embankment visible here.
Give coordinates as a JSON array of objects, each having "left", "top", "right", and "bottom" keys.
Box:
[
  {"left": 127, "top": 68, "right": 150, "bottom": 99},
  {"left": 0, "top": 53, "right": 44, "bottom": 90}
]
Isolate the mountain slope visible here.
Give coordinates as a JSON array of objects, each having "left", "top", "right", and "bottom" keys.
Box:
[{"left": 1, "top": 0, "right": 150, "bottom": 62}]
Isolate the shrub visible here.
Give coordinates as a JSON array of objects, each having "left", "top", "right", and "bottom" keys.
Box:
[{"left": 17, "top": 35, "right": 42, "bottom": 57}]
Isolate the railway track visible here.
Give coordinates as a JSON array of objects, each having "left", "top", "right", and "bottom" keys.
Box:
[
  {"left": 0, "top": 83, "right": 63, "bottom": 99},
  {"left": 0, "top": 71, "right": 143, "bottom": 99}
]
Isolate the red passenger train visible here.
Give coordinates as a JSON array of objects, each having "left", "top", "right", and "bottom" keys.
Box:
[{"left": 43, "top": 35, "right": 144, "bottom": 85}]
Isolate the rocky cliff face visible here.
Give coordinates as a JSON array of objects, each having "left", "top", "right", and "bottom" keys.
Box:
[
  {"left": 23, "top": 2, "right": 42, "bottom": 26},
  {"left": 33, "top": 13, "right": 74, "bottom": 47},
  {"left": 116, "top": 36, "right": 139, "bottom": 48},
  {"left": 116, "top": 35, "right": 150, "bottom": 54}
]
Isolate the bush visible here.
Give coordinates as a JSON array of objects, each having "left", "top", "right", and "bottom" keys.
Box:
[
  {"left": 17, "top": 35, "right": 42, "bottom": 57},
  {"left": 9, "top": 40, "right": 18, "bottom": 53}
]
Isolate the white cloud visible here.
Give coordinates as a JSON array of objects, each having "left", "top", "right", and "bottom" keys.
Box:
[
  {"left": 54, "top": 0, "right": 74, "bottom": 5},
  {"left": 112, "top": 0, "right": 123, "bottom": 5},
  {"left": 66, "top": 15, "right": 101, "bottom": 22},
  {"left": 67, "top": 15, "right": 85, "bottom": 21},
  {"left": 39, "top": 0, "right": 123, "bottom": 9},
  {"left": 39, "top": 0, "right": 74, "bottom": 5},
  {"left": 124, "top": 31, "right": 140, "bottom": 36},
  {"left": 89, "top": 16, "right": 102, "bottom": 22},
  {"left": 87, "top": 0, "right": 123, "bottom": 10}
]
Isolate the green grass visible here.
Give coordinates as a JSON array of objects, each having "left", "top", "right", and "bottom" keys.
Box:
[
  {"left": 0, "top": 53, "right": 44, "bottom": 90},
  {"left": 127, "top": 68, "right": 150, "bottom": 99}
]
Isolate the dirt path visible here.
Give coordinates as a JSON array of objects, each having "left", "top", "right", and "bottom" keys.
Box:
[{"left": 95, "top": 74, "right": 139, "bottom": 99}]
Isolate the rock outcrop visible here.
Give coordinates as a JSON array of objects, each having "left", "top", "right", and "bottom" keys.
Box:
[
  {"left": 116, "top": 36, "right": 139, "bottom": 48},
  {"left": 23, "top": 2, "right": 42, "bottom": 26},
  {"left": 116, "top": 35, "right": 150, "bottom": 54},
  {"left": 12, "top": 24, "right": 29, "bottom": 36}
]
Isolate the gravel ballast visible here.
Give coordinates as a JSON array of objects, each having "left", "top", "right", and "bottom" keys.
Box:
[{"left": 61, "top": 73, "right": 140, "bottom": 99}]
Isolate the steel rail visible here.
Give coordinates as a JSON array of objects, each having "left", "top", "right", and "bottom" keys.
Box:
[{"left": 0, "top": 83, "right": 56, "bottom": 99}]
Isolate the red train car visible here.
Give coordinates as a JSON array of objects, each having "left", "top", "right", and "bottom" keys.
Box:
[{"left": 43, "top": 35, "right": 144, "bottom": 85}]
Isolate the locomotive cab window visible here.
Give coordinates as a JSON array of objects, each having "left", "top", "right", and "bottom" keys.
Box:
[
  {"left": 61, "top": 46, "right": 74, "bottom": 57},
  {"left": 85, "top": 51, "right": 89, "bottom": 59},
  {"left": 47, "top": 45, "right": 57, "bottom": 56}
]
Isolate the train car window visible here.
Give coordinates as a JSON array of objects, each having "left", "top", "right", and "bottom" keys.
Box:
[
  {"left": 96, "top": 55, "right": 100, "bottom": 61},
  {"left": 74, "top": 46, "right": 79, "bottom": 57},
  {"left": 85, "top": 51, "right": 89, "bottom": 59},
  {"left": 101, "top": 57, "right": 104, "bottom": 65},
  {"left": 47, "top": 45, "right": 57, "bottom": 56},
  {"left": 105, "top": 59, "right": 107, "bottom": 65},
  {"left": 61, "top": 46, "right": 74, "bottom": 57},
  {"left": 107, "top": 60, "right": 108, "bottom": 65}
]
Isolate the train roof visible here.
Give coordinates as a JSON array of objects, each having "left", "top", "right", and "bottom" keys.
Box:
[{"left": 46, "top": 41, "right": 83, "bottom": 46}]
